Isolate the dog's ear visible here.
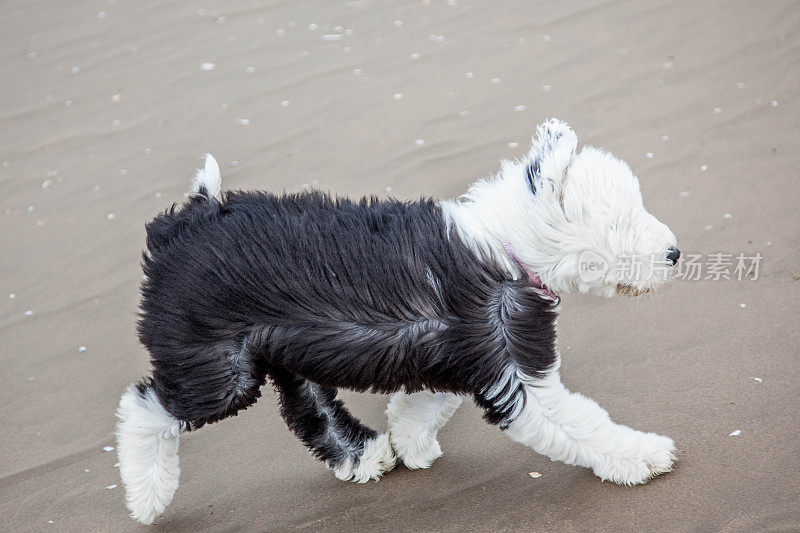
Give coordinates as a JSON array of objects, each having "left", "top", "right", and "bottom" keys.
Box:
[{"left": 525, "top": 118, "right": 577, "bottom": 194}]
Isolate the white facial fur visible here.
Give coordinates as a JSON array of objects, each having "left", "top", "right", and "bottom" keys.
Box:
[{"left": 441, "top": 118, "right": 677, "bottom": 297}]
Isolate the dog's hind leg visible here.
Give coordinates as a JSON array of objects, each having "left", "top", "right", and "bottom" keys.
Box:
[
  {"left": 116, "top": 333, "right": 269, "bottom": 524},
  {"left": 386, "top": 391, "right": 463, "bottom": 469},
  {"left": 116, "top": 381, "right": 185, "bottom": 525},
  {"left": 269, "top": 367, "right": 396, "bottom": 482}
]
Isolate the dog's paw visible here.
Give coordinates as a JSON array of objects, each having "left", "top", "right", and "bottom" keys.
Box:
[
  {"left": 389, "top": 430, "right": 443, "bottom": 470},
  {"left": 332, "top": 434, "right": 396, "bottom": 483},
  {"left": 592, "top": 433, "right": 676, "bottom": 486}
]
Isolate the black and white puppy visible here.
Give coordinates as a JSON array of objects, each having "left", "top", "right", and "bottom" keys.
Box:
[{"left": 116, "top": 119, "right": 679, "bottom": 525}]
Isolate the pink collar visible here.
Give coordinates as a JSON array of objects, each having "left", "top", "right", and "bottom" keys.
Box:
[{"left": 501, "top": 242, "right": 559, "bottom": 302}]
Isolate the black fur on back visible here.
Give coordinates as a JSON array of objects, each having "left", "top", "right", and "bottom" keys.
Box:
[{"left": 138, "top": 190, "right": 558, "bottom": 432}]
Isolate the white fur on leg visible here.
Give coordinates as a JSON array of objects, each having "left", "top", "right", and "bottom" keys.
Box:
[
  {"left": 504, "top": 370, "right": 676, "bottom": 485},
  {"left": 386, "top": 391, "right": 463, "bottom": 469},
  {"left": 332, "top": 433, "right": 396, "bottom": 483},
  {"left": 115, "top": 385, "right": 185, "bottom": 525}
]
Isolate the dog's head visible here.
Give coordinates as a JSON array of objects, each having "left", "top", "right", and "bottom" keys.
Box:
[{"left": 511, "top": 119, "right": 678, "bottom": 297}]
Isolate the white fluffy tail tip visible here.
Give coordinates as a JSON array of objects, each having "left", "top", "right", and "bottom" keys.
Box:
[
  {"left": 192, "top": 153, "right": 221, "bottom": 199},
  {"left": 115, "top": 384, "right": 185, "bottom": 525}
]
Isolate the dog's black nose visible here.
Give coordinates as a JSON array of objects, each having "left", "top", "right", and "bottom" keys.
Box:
[{"left": 666, "top": 246, "right": 681, "bottom": 265}]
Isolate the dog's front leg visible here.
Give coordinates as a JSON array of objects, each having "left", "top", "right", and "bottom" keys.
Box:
[
  {"left": 495, "top": 366, "right": 676, "bottom": 485},
  {"left": 386, "top": 390, "right": 463, "bottom": 469}
]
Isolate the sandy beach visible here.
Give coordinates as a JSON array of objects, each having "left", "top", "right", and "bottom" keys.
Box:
[{"left": 1, "top": 1, "right": 799, "bottom": 531}]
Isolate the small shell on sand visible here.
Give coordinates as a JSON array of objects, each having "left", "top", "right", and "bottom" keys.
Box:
[{"left": 528, "top": 471, "right": 542, "bottom": 478}]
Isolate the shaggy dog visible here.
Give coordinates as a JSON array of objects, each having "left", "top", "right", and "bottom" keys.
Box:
[{"left": 116, "top": 119, "right": 680, "bottom": 524}]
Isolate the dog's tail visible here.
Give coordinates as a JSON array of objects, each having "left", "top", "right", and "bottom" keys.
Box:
[
  {"left": 115, "top": 381, "right": 186, "bottom": 525},
  {"left": 144, "top": 155, "right": 221, "bottom": 254},
  {"left": 191, "top": 153, "right": 221, "bottom": 200}
]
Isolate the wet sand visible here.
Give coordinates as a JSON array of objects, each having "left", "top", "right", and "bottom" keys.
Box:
[{"left": 1, "top": 1, "right": 799, "bottom": 531}]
